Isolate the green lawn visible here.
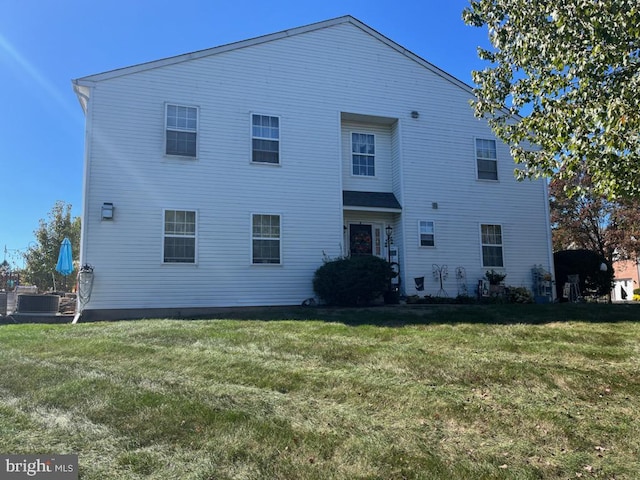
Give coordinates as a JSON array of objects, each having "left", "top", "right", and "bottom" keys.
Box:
[{"left": 1, "top": 304, "right": 639, "bottom": 479}]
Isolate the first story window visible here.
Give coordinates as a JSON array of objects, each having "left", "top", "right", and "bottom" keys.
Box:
[
  {"left": 252, "top": 214, "right": 281, "bottom": 264},
  {"left": 166, "top": 104, "right": 198, "bottom": 157},
  {"left": 252, "top": 114, "right": 280, "bottom": 164},
  {"left": 419, "top": 220, "right": 435, "bottom": 247},
  {"left": 352, "top": 132, "right": 375, "bottom": 176},
  {"left": 476, "top": 138, "right": 498, "bottom": 180},
  {"left": 164, "top": 210, "right": 196, "bottom": 263},
  {"left": 481, "top": 224, "right": 503, "bottom": 267}
]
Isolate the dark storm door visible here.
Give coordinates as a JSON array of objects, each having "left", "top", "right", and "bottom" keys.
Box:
[{"left": 349, "top": 224, "right": 373, "bottom": 256}]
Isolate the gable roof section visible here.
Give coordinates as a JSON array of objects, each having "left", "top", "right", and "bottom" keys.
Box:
[{"left": 72, "top": 15, "right": 474, "bottom": 111}]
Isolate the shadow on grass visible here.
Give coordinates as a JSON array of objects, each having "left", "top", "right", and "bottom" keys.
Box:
[{"left": 186, "top": 303, "right": 640, "bottom": 327}]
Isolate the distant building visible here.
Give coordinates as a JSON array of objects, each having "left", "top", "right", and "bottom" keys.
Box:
[{"left": 612, "top": 260, "right": 639, "bottom": 302}]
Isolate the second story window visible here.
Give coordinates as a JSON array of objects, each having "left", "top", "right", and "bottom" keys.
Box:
[
  {"left": 352, "top": 133, "right": 375, "bottom": 176},
  {"left": 252, "top": 114, "right": 280, "bottom": 164},
  {"left": 166, "top": 104, "right": 197, "bottom": 157},
  {"left": 476, "top": 138, "right": 498, "bottom": 180}
]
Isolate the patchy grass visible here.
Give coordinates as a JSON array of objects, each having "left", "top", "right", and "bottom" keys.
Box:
[{"left": 0, "top": 304, "right": 639, "bottom": 479}]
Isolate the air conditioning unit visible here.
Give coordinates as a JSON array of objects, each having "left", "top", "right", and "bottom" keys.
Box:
[{"left": 16, "top": 294, "right": 60, "bottom": 314}]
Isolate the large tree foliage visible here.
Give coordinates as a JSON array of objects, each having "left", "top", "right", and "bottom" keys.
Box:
[
  {"left": 463, "top": 0, "right": 640, "bottom": 199},
  {"left": 23, "top": 201, "right": 81, "bottom": 291},
  {"left": 550, "top": 172, "right": 640, "bottom": 266}
]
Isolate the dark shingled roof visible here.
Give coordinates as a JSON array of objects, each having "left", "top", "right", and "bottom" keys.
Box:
[{"left": 342, "top": 191, "right": 402, "bottom": 210}]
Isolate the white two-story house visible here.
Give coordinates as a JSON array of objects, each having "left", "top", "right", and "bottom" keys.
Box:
[{"left": 72, "top": 16, "right": 554, "bottom": 320}]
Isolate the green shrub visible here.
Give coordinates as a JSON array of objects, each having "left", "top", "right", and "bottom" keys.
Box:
[
  {"left": 313, "top": 256, "right": 394, "bottom": 306},
  {"left": 508, "top": 286, "right": 534, "bottom": 304},
  {"left": 634, "top": 288, "right": 640, "bottom": 296}
]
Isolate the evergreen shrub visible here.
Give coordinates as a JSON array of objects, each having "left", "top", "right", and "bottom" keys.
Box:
[{"left": 313, "top": 256, "right": 394, "bottom": 306}]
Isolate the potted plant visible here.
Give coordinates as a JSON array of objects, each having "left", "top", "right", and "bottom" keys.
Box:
[{"left": 485, "top": 269, "right": 507, "bottom": 296}]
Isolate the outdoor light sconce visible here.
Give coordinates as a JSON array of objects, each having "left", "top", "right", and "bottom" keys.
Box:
[
  {"left": 101, "top": 202, "right": 114, "bottom": 220},
  {"left": 411, "top": 111, "right": 419, "bottom": 119}
]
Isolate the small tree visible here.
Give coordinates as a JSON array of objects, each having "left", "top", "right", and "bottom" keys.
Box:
[
  {"left": 313, "top": 256, "right": 394, "bottom": 307},
  {"left": 23, "top": 201, "right": 81, "bottom": 291}
]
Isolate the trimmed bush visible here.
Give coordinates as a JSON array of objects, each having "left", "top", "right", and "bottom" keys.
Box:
[{"left": 313, "top": 256, "right": 394, "bottom": 306}]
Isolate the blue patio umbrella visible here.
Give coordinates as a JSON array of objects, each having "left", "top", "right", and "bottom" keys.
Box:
[{"left": 55, "top": 237, "right": 74, "bottom": 276}]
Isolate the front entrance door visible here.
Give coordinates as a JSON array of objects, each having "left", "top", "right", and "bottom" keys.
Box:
[
  {"left": 350, "top": 224, "right": 372, "bottom": 256},
  {"left": 349, "top": 223, "right": 384, "bottom": 257}
]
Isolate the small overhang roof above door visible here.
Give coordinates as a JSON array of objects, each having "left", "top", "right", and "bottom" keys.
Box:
[{"left": 342, "top": 190, "right": 402, "bottom": 213}]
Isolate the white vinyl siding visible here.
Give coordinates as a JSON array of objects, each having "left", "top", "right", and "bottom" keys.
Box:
[
  {"left": 419, "top": 220, "right": 435, "bottom": 247},
  {"left": 166, "top": 104, "right": 198, "bottom": 157},
  {"left": 252, "top": 214, "right": 281, "bottom": 264},
  {"left": 76, "top": 18, "right": 554, "bottom": 312},
  {"left": 481, "top": 224, "right": 504, "bottom": 267},
  {"left": 163, "top": 210, "right": 197, "bottom": 263},
  {"left": 252, "top": 114, "right": 280, "bottom": 164},
  {"left": 476, "top": 138, "right": 498, "bottom": 180}
]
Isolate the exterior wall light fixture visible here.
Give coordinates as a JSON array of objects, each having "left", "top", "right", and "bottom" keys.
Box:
[{"left": 101, "top": 202, "right": 114, "bottom": 220}]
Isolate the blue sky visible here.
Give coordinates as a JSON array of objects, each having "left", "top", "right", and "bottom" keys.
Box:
[{"left": 0, "top": 0, "right": 490, "bottom": 269}]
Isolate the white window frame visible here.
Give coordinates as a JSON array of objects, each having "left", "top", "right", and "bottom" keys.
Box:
[
  {"left": 351, "top": 132, "right": 376, "bottom": 177},
  {"left": 165, "top": 104, "right": 198, "bottom": 158},
  {"left": 251, "top": 213, "right": 281, "bottom": 265},
  {"left": 418, "top": 220, "right": 436, "bottom": 248},
  {"left": 162, "top": 209, "right": 197, "bottom": 264},
  {"left": 251, "top": 113, "right": 280, "bottom": 165},
  {"left": 475, "top": 138, "right": 498, "bottom": 181},
  {"left": 480, "top": 223, "right": 504, "bottom": 268}
]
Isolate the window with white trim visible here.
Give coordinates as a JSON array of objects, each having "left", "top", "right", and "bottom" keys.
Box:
[
  {"left": 252, "top": 214, "right": 281, "bottom": 264},
  {"left": 481, "top": 224, "right": 504, "bottom": 267},
  {"left": 252, "top": 114, "right": 280, "bottom": 164},
  {"left": 166, "top": 104, "right": 197, "bottom": 157},
  {"left": 163, "top": 210, "right": 196, "bottom": 263},
  {"left": 352, "top": 132, "right": 375, "bottom": 176},
  {"left": 476, "top": 138, "right": 498, "bottom": 180},
  {"left": 419, "top": 220, "right": 435, "bottom": 247}
]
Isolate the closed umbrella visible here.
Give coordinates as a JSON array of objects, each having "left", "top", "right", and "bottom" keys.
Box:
[{"left": 55, "top": 237, "right": 74, "bottom": 290}]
